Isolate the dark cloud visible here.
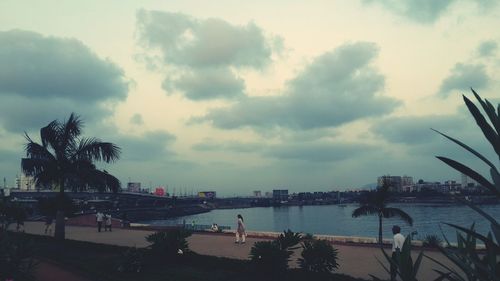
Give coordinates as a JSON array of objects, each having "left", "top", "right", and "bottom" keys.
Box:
[
  {"left": 370, "top": 108, "right": 494, "bottom": 169},
  {"left": 362, "top": 0, "right": 455, "bottom": 23},
  {"left": 162, "top": 67, "right": 245, "bottom": 100},
  {"left": 477, "top": 40, "right": 498, "bottom": 57},
  {"left": 0, "top": 148, "right": 21, "bottom": 162},
  {"left": 192, "top": 138, "right": 373, "bottom": 163},
  {"left": 113, "top": 131, "right": 177, "bottom": 161},
  {"left": 136, "top": 10, "right": 278, "bottom": 100},
  {"left": 0, "top": 30, "right": 127, "bottom": 101},
  {"left": 264, "top": 142, "right": 375, "bottom": 162},
  {"left": 130, "top": 114, "right": 144, "bottom": 125},
  {"left": 372, "top": 115, "right": 466, "bottom": 144},
  {"left": 0, "top": 95, "right": 114, "bottom": 133},
  {"left": 0, "top": 147, "right": 23, "bottom": 183},
  {"left": 193, "top": 42, "right": 400, "bottom": 130},
  {"left": 137, "top": 10, "right": 274, "bottom": 68},
  {"left": 192, "top": 140, "right": 263, "bottom": 153},
  {"left": 438, "top": 63, "right": 489, "bottom": 96},
  {"left": 0, "top": 30, "right": 129, "bottom": 132}
]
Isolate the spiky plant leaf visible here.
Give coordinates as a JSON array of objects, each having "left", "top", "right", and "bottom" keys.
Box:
[
  {"left": 491, "top": 167, "right": 500, "bottom": 193},
  {"left": 432, "top": 128, "right": 497, "bottom": 171},
  {"left": 444, "top": 223, "right": 498, "bottom": 251},
  {"left": 471, "top": 88, "right": 500, "bottom": 134},
  {"left": 463, "top": 95, "right": 500, "bottom": 156},
  {"left": 436, "top": 156, "right": 498, "bottom": 195}
]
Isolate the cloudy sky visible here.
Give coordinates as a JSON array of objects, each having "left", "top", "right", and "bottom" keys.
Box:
[{"left": 1, "top": 1, "right": 499, "bottom": 196}]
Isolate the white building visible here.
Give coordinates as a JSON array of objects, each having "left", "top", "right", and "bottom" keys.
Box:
[{"left": 18, "top": 173, "right": 36, "bottom": 190}]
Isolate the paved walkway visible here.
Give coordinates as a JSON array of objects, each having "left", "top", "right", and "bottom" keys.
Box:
[{"left": 21, "top": 222, "right": 458, "bottom": 280}]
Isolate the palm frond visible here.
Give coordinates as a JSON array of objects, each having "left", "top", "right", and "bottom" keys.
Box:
[
  {"left": 24, "top": 141, "right": 56, "bottom": 161},
  {"left": 352, "top": 205, "right": 379, "bottom": 217},
  {"left": 73, "top": 138, "right": 121, "bottom": 163},
  {"left": 40, "top": 120, "right": 60, "bottom": 149},
  {"left": 61, "top": 113, "right": 82, "bottom": 151},
  {"left": 382, "top": 207, "right": 414, "bottom": 226}
]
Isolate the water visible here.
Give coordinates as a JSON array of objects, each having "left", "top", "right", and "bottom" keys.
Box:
[{"left": 142, "top": 203, "right": 500, "bottom": 242}]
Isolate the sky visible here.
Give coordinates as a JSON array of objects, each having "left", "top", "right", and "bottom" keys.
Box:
[{"left": 0, "top": 0, "right": 499, "bottom": 196}]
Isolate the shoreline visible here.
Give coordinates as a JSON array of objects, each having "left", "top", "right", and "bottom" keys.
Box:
[{"left": 127, "top": 222, "right": 484, "bottom": 251}]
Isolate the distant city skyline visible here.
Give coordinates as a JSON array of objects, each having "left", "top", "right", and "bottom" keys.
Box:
[{"left": 0, "top": 1, "right": 499, "bottom": 196}]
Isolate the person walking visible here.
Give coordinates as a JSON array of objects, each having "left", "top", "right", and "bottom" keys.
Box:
[
  {"left": 235, "top": 214, "right": 246, "bottom": 244},
  {"left": 44, "top": 215, "right": 53, "bottom": 235},
  {"left": 105, "top": 213, "right": 112, "bottom": 232},
  {"left": 391, "top": 225, "right": 405, "bottom": 281},
  {"left": 96, "top": 211, "right": 104, "bottom": 232}
]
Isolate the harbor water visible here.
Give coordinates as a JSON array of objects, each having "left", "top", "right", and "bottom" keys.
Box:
[{"left": 142, "top": 203, "right": 500, "bottom": 242}]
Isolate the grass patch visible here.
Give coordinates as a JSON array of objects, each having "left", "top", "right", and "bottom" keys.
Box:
[{"left": 14, "top": 232, "right": 367, "bottom": 281}]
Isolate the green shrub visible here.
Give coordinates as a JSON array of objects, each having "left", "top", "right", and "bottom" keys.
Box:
[
  {"left": 116, "top": 247, "right": 144, "bottom": 273},
  {"left": 250, "top": 240, "right": 289, "bottom": 274},
  {"left": 299, "top": 239, "right": 339, "bottom": 274},
  {"left": 422, "top": 234, "right": 442, "bottom": 248},
  {"left": 0, "top": 231, "right": 37, "bottom": 281},
  {"left": 277, "top": 229, "right": 302, "bottom": 250},
  {"left": 250, "top": 229, "right": 303, "bottom": 277},
  {"left": 145, "top": 229, "right": 192, "bottom": 259}
]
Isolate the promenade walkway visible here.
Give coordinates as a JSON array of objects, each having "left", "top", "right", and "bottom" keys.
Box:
[{"left": 21, "top": 222, "right": 457, "bottom": 280}]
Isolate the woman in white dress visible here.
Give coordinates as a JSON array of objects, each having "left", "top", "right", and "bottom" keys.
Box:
[{"left": 235, "top": 214, "right": 246, "bottom": 244}]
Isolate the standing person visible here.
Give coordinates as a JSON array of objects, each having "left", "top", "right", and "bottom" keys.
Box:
[
  {"left": 235, "top": 214, "right": 246, "bottom": 244},
  {"left": 391, "top": 225, "right": 405, "bottom": 281},
  {"left": 105, "top": 213, "right": 112, "bottom": 232},
  {"left": 96, "top": 211, "right": 104, "bottom": 232},
  {"left": 44, "top": 215, "right": 53, "bottom": 235}
]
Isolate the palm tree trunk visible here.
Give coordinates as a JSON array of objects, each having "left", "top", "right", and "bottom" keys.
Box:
[
  {"left": 378, "top": 215, "right": 383, "bottom": 247},
  {"left": 54, "top": 179, "right": 65, "bottom": 240}
]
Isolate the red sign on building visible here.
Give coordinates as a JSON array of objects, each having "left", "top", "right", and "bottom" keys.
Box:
[{"left": 154, "top": 187, "right": 165, "bottom": 196}]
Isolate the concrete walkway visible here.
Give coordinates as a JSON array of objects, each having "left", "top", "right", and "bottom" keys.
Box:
[{"left": 21, "top": 222, "right": 458, "bottom": 280}]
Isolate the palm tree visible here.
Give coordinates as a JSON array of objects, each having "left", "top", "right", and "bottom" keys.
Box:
[
  {"left": 22, "top": 113, "right": 121, "bottom": 240},
  {"left": 352, "top": 184, "right": 413, "bottom": 246}
]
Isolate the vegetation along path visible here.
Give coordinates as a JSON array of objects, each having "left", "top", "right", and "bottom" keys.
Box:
[{"left": 20, "top": 221, "right": 459, "bottom": 280}]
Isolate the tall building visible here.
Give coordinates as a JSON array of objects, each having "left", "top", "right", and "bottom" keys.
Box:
[
  {"left": 461, "top": 173, "right": 476, "bottom": 188},
  {"left": 253, "top": 190, "right": 262, "bottom": 197},
  {"left": 272, "top": 189, "right": 288, "bottom": 201},
  {"left": 127, "top": 182, "right": 141, "bottom": 192},
  {"left": 18, "top": 173, "right": 36, "bottom": 190},
  {"left": 377, "top": 175, "right": 403, "bottom": 192},
  {"left": 402, "top": 175, "right": 413, "bottom": 186}
]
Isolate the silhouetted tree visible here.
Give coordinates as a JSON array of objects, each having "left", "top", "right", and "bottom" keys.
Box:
[
  {"left": 352, "top": 184, "right": 413, "bottom": 245},
  {"left": 22, "top": 113, "right": 120, "bottom": 240}
]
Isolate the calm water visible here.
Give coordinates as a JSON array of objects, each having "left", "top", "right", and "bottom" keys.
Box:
[{"left": 143, "top": 204, "right": 500, "bottom": 242}]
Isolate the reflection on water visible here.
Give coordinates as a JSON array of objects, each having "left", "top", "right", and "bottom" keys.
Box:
[
  {"left": 273, "top": 206, "right": 290, "bottom": 231},
  {"left": 144, "top": 203, "right": 500, "bottom": 242}
]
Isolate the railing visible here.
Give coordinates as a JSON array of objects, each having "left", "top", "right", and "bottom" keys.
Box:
[{"left": 182, "top": 224, "right": 230, "bottom": 231}]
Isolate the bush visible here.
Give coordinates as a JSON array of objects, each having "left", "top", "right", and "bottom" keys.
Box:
[
  {"left": 250, "top": 229, "right": 302, "bottom": 277},
  {"left": 299, "top": 239, "right": 339, "bottom": 274},
  {"left": 0, "top": 231, "right": 37, "bottom": 281},
  {"left": 250, "top": 240, "right": 289, "bottom": 275},
  {"left": 277, "top": 229, "right": 302, "bottom": 250},
  {"left": 145, "top": 229, "right": 192, "bottom": 259},
  {"left": 422, "top": 234, "right": 442, "bottom": 248},
  {"left": 116, "top": 247, "right": 144, "bottom": 273}
]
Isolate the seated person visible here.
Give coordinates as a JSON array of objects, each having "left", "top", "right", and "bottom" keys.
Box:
[{"left": 211, "top": 223, "right": 219, "bottom": 232}]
